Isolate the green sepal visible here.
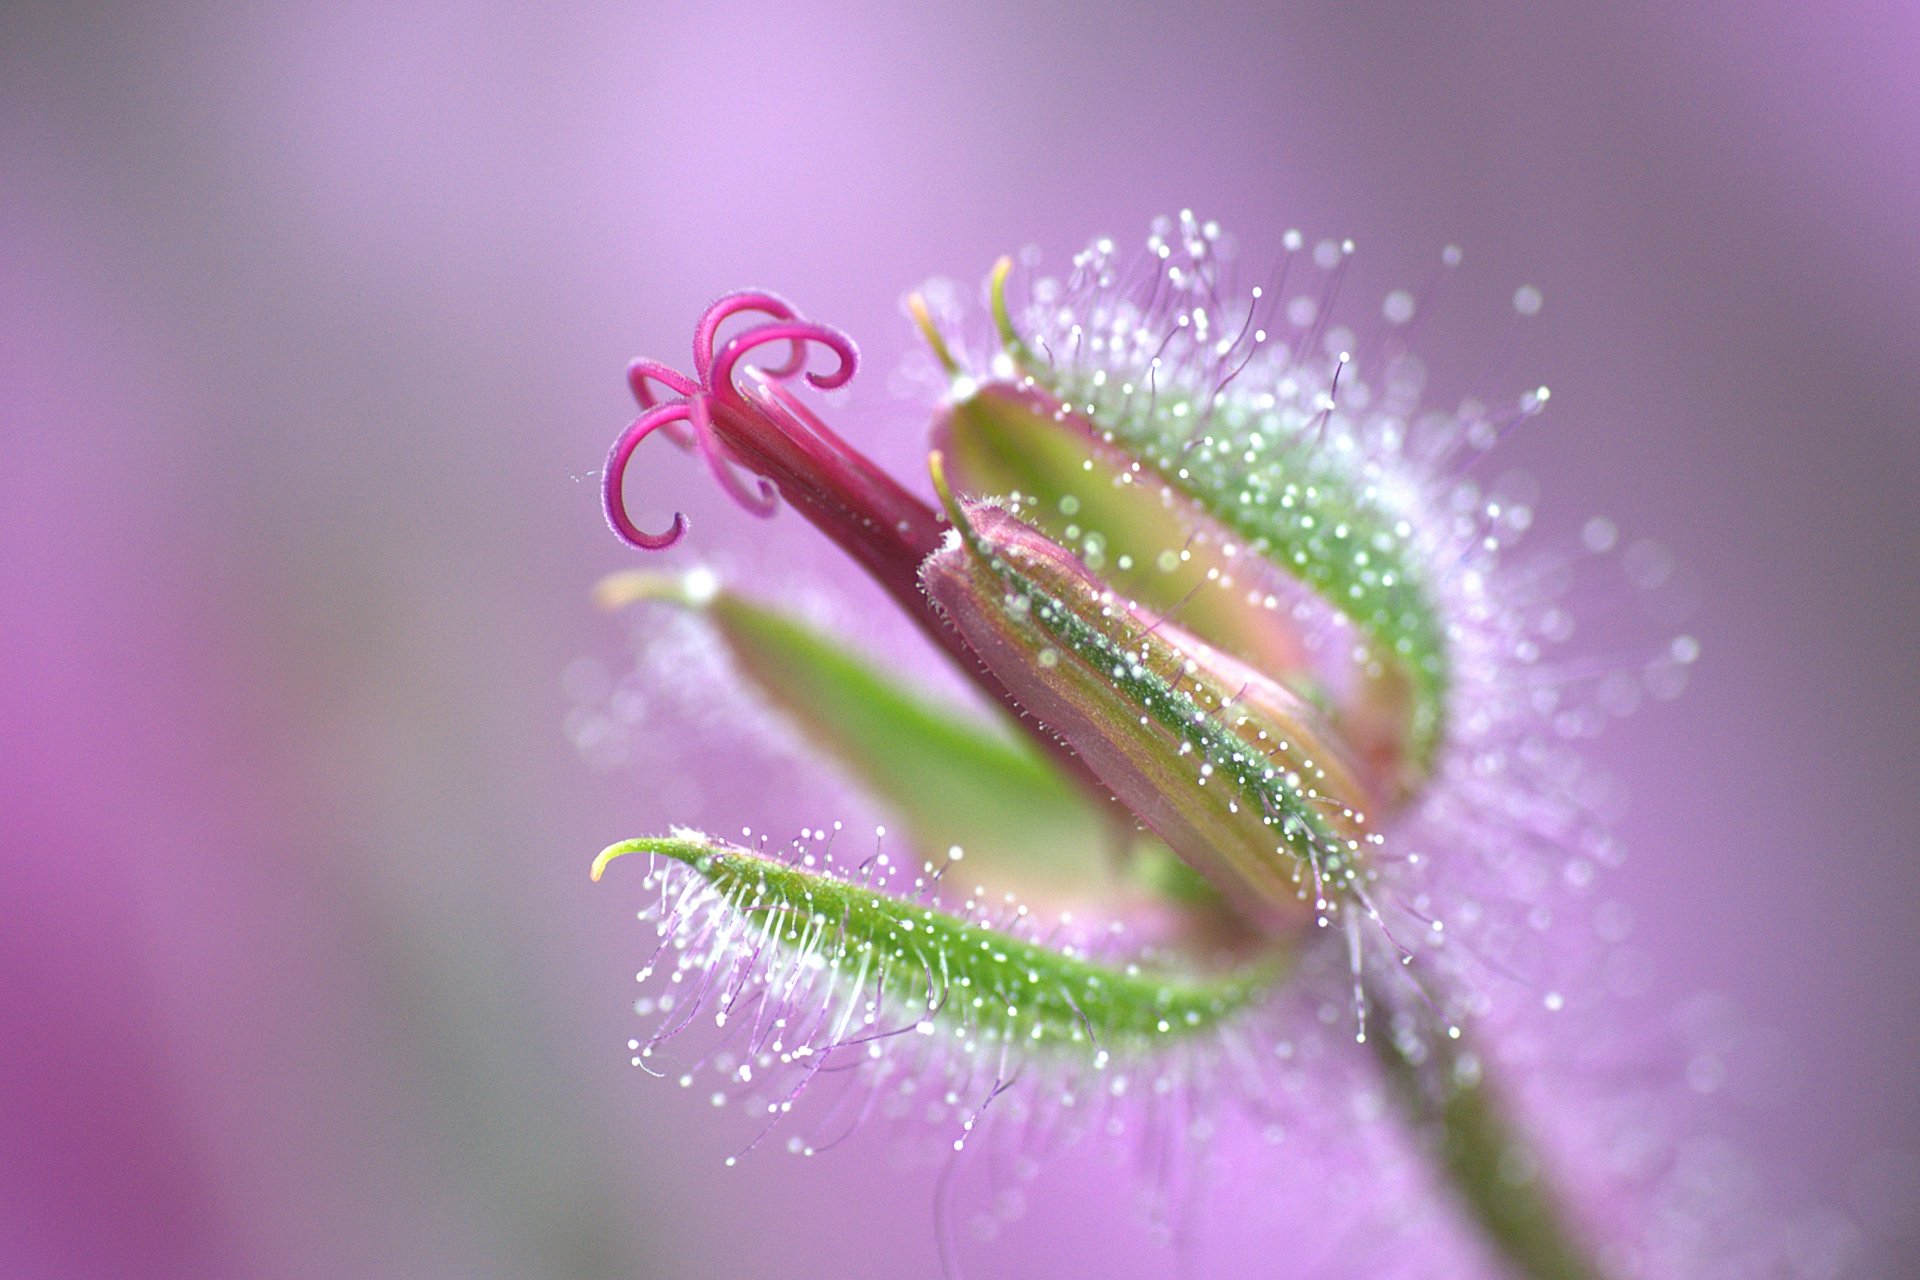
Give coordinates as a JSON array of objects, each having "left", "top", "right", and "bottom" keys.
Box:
[
  {"left": 938, "top": 384, "right": 1316, "bottom": 693},
  {"left": 598, "top": 569, "right": 1131, "bottom": 892},
  {"left": 594, "top": 834, "right": 1286, "bottom": 1052}
]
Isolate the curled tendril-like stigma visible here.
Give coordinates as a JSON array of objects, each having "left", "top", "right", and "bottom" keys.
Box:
[
  {"left": 602, "top": 400, "right": 694, "bottom": 549},
  {"left": 709, "top": 320, "right": 856, "bottom": 405},
  {"left": 691, "top": 291, "right": 806, "bottom": 384},
  {"left": 603, "top": 291, "right": 860, "bottom": 550}
]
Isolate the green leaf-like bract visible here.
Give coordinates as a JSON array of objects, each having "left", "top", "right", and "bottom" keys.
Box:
[
  {"left": 1037, "top": 363, "right": 1449, "bottom": 763},
  {"left": 594, "top": 835, "right": 1285, "bottom": 1053},
  {"left": 598, "top": 569, "right": 1125, "bottom": 891}
]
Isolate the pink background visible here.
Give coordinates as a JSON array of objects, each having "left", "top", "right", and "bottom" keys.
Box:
[{"left": 4, "top": 2, "right": 1915, "bottom": 1276}]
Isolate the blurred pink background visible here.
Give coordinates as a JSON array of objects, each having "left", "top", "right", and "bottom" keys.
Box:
[{"left": 4, "top": 2, "right": 1916, "bottom": 1276}]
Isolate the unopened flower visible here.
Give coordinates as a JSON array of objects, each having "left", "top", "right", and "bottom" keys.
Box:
[{"left": 590, "top": 214, "right": 1701, "bottom": 1278}]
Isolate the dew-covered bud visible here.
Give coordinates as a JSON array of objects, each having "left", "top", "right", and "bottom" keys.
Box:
[
  {"left": 918, "top": 256, "right": 1448, "bottom": 805},
  {"left": 922, "top": 462, "right": 1381, "bottom": 929}
]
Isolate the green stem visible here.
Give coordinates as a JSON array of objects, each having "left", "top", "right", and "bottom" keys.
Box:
[{"left": 1366, "top": 984, "right": 1606, "bottom": 1280}]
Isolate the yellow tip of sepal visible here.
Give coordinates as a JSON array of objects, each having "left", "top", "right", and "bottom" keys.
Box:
[
  {"left": 594, "top": 567, "right": 722, "bottom": 612},
  {"left": 590, "top": 839, "right": 644, "bottom": 882},
  {"left": 907, "top": 292, "right": 961, "bottom": 377},
  {"left": 988, "top": 256, "right": 1038, "bottom": 372}
]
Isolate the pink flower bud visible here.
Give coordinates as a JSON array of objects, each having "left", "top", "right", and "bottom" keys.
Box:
[{"left": 921, "top": 474, "right": 1381, "bottom": 930}]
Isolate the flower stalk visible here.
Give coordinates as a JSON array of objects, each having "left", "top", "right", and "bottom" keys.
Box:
[{"left": 1366, "top": 984, "right": 1604, "bottom": 1280}]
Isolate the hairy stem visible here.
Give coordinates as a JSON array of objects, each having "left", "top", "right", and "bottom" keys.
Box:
[{"left": 1366, "top": 984, "right": 1605, "bottom": 1280}]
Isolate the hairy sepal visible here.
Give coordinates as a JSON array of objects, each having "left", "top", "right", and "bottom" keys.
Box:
[
  {"left": 593, "top": 833, "right": 1283, "bottom": 1055},
  {"left": 929, "top": 246, "right": 1460, "bottom": 787},
  {"left": 936, "top": 381, "right": 1425, "bottom": 804},
  {"left": 935, "top": 383, "right": 1315, "bottom": 677}
]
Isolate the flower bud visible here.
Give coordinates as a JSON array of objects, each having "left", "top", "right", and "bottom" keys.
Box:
[
  {"left": 921, "top": 463, "right": 1381, "bottom": 928},
  {"left": 919, "top": 258, "right": 1446, "bottom": 805}
]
